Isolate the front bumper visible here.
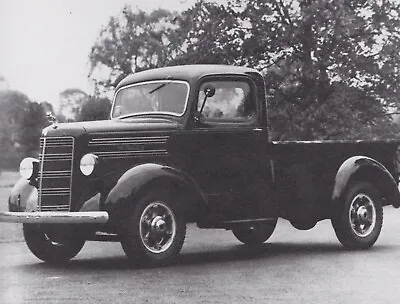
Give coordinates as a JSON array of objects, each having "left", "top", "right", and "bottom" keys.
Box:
[
  {"left": 4, "top": 176, "right": 109, "bottom": 224},
  {"left": 0, "top": 211, "right": 109, "bottom": 224}
]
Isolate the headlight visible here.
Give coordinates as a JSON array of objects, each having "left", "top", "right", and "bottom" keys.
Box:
[
  {"left": 19, "top": 157, "right": 39, "bottom": 180},
  {"left": 80, "top": 153, "right": 98, "bottom": 176}
]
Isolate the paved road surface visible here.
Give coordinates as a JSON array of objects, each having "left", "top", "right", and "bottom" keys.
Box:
[{"left": 1, "top": 181, "right": 400, "bottom": 303}]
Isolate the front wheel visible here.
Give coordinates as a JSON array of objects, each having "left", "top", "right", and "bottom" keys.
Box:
[
  {"left": 331, "top": 181, "right": 383, "bottom": 250},
  {"left": 232, "top": 219, "right": 277, "bottom": 245},
  {"left": 120, "top": 189, "right": 186, "bottom": 267},
  {"left": 23, "top": 224, "right": 85, "bottom": 264}
]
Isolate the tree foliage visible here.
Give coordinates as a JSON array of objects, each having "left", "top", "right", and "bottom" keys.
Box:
[
  {"left": 0, "top": 90, "right": 49, "bottom": 167},
  {"left": 171, "top": 1, "right": 244, "bottom": 65},
  {"left": 59, "top": 88, "right": 89, "bottom": 122},
  {"left": 89, "top": 7, "right": 181, "bottom": 92},
  {"left": 88, "top": 0, "right": 400, "bottom": 140},
  {"left": 76, "top": 97, "right": 111, "bottom": 121},
  {"left": 235, "top": 0, "right": 400, "bottom": 139}
]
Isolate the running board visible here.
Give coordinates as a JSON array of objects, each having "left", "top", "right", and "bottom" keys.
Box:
[
  {"left": 198, "top": 218, "right": 277, "bottom": 229},
  {"left": 86, "top": 232, "right": 120, "bottom": 242}
]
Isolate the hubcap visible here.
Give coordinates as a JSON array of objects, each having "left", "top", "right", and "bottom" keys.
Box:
[
  {"left": 348, "top": 193, "right": 376, "bottom": 237},
  {"left": 139, "top": 201, "right": 176, "bottom": 254}
]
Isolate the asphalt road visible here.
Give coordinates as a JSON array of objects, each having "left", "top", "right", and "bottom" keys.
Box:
[{"left": 2, "top": 178, "right": 400, "bottom": 303}]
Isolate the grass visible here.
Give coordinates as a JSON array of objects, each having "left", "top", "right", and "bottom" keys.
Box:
[
  {"left": 0, "top": 170, "right": 20, "bottom": 188},
  {"left": 0, "top": 171, "right": 24, "bottom": 242}
]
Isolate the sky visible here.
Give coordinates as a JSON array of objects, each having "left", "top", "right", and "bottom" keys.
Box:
[{"left": 0, "top": 0, "right": 199, "bottom": 109}]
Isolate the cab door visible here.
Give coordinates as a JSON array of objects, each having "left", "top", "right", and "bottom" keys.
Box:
[{"left": 173, "top": 76, "right": 276, "bottom": 221}]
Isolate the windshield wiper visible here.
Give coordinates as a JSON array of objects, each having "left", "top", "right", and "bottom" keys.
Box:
[{"left": 148, "top": 78, "right": 172, "bottom": 95}]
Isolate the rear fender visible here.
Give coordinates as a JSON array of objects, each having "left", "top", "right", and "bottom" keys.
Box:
[
  {"left": 332, "top": 156, "right": 400, "bottom": 208},
  {"left": 104, "top": 163, "right": 207, "bottom": 222}
]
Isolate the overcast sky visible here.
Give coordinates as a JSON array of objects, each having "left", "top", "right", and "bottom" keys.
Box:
[{"left": 0, "top": 0, "right": 198, "bottom": 108}]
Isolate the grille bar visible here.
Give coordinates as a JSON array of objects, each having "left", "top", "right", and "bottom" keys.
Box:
[
  {"left": 95, "top": 150, "right": 168, "bottom": 159},
  {"left": 38, "top": 137, "right": 74, "bottom": 212},
  {"left": 88, "top": 136, "right": 169, "bottom": 146},
  {"left": 88, "top": 135, "right": 169, "bottom": 159},
  {"left": 40, "top": 205, "right": 71, "bottom": 212},
  {"left": 41, "top": 170, "right": 71, "bottom": 178}
]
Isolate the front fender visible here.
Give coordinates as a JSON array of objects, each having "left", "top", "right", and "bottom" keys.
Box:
[
  {"left": 104, "top": 163, "right": 207, "bottom": 220},
  {"left": 332, "top": 156, "right": 400, "bottom": 208},
  {"left": 8, "top": 178, "right": 38, "bottom": 212}
]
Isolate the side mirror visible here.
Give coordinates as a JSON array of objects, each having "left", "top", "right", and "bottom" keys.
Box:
[
  {"left": 204, "top": 86, "right": 216, "bottom": 98},
  {"left": 195, "top": 85, "right": 216, "bottom": 123}
]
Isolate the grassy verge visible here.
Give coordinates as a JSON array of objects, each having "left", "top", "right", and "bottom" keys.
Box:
[
  {"left": 0, "top": 171, "right": 24, "bottom": 242},
  {"left": 0, "top": 170, "right": 20, "bottom": 188}
]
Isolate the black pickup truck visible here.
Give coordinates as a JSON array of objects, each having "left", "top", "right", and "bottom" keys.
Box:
[{"left": 2, "top": 65, "right": 400, "bottom": 266}]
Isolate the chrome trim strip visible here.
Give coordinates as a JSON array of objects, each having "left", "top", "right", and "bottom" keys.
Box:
[
  {"left": 90, "top": 136, "right": 169, "bottom": 142},
  {"left": 95, "top": 150, "right": 168, "bottom": 159},
  {"left": 89, "top": 140, "right": 168, "bottom": 146},
  {"left": 0, "top": 211, "right": 109, "bottom": 224},
  {"left": 89, "top": 135, "right": 170, "bottom": 159},
  {"left": 88, "top": 136, "right": 169, "bottom": 146}
]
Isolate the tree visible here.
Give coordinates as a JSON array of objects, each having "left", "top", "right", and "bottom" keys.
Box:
[
  {"left": 234, "top": 0, "right": 400, "bottom": 139},
  {"left": 76, "top": 96, "right": 112, "bottom": 121},
  {"left": 171, "top": 1, "right": 244, "bottom": 65},
  {"left": 0, "top": 75, "right": 8, "bottom": 90},
  {"left": 175, "top": 0, "right": 400, "bottom": 139},
  {"left": 0, "top": 90, "right": 29, "bottom": 163},
  {"left": 19, "top": 101, "right": 48, "bottom": 156},
  {"left": 0, "top": 90, "right": 48, "bottom": 168},
  {"left": 58, "top": 88, "right": 88, "bottom": 121},
  {"left": 88, "top": 0, "right": 400, "bottom": 140},
  {"left": 89, "top": 6, "right": 181, "bottom": 92}
]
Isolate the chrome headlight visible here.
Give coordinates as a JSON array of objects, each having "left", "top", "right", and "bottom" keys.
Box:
[
  {"left": 19, "top": 157, "right": 39, "bottom": 180},
  {"left": 80, "top": 153, "right": 98, "bottom": 176}
]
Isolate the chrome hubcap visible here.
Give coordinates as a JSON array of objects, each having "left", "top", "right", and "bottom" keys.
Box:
[
  {"left": 349, "top": 193, "right": 376, "bottom": 237},
  {"left": 139, "top": 201, "right": 176, "bottom": 254}
]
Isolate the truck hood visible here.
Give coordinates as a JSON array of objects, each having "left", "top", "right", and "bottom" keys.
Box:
[{"left": 42, "top": 118, "right": 180, "bottom": 138}]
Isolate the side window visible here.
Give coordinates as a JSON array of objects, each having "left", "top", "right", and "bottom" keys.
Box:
[{"left": 198, "top": 80, "right": 255, "bottom": 121}]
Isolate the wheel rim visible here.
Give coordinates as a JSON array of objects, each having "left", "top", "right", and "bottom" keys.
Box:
[
  {"left": 42, "top": 228, "right": 73, "bottom": 247},
  {"left": 348, "top": 193, "right": 376, "bottom": 237},
  {"left": 44, "top": 234, "right": 64, "bottom": 247},
  {"left": 139, "top": 201, "right": 177, "bottom": 254}
]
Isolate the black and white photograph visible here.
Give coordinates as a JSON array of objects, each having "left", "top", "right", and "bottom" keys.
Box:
[{"left": 1, "top": 0, "right": 400, "bottom": 303}]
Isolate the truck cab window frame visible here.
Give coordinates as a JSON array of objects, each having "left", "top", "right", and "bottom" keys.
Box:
[{"left": 195, "top": 77, "right": 258, "bottom": 127}]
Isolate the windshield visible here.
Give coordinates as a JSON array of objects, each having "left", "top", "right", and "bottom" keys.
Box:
[{"left": 112, "top": 80, "right": 190, "bottom": 119}]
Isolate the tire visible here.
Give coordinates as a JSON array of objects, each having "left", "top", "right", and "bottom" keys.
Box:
[
  {"left": 232, "top": 219, "right": 277, "bottom": 245},
  {"left": 23, "top": 224, "right": 85, "bottom": 264},
  {"left": 331, "top": 181, "right": 383, "bottom": 250},
  {"left": 120, "top": 189, "right": 186, "bottom": 267},
  {"left": 290, "top": 220, "right": 316, "bottom": 230}
]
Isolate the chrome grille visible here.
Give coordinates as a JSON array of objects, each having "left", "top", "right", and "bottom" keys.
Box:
[{"left": 39, "top": 137, "right": 74, "bottom": 211}]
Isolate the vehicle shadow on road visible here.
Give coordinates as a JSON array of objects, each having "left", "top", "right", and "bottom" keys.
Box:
[
  {"left": 17, "top": 242, "right": 394, "bottom": 271},
  {"left": 176, "top": 242, "right": 362, "bottom": 267}
]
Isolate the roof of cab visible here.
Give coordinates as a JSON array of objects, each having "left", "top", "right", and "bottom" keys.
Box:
[{"left": 115, "top": 64, "right": 260, "bottom": 90}]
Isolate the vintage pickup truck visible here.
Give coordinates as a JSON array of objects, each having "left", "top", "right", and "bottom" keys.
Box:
[{"left": 1, "top": 65, "right": 400, "bottom": 266}]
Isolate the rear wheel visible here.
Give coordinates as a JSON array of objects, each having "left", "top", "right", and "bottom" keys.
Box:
[
  {"left": 232, "top": 219, "right": 277, "bottom": 245},
  {"left": 120, "top": 189, "right": 186, "bottom": 267},
  {"left": 332, "top": 181, "right": 383, "bottom": 250},
  {"left": 23, "top": 224, "right": 85, "bottom": 264}
]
